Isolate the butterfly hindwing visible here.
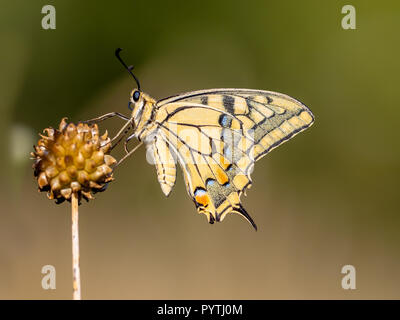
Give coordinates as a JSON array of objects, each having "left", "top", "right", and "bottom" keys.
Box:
[{"left": 152, "top": 89, "right": 314, "bottom": 228}]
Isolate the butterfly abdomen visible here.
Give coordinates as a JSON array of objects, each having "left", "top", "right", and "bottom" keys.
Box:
[{"left": 150, "top": 136, "right": 177, "bottom": 197}]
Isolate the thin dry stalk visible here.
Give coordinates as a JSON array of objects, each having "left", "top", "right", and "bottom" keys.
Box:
[{"left": 71, "top": 192, "right": 81, "bottom": 300}]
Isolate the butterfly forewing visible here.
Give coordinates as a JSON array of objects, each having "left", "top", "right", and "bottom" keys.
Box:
[{"left": 150, "top": 89, "right": 314, "bottom": 229}]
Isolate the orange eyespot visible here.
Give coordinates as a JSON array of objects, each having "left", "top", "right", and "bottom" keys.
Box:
[
  {"left": 195, "top": 194, "right": 210, "bottom": 207},
  {"left": 194, "top": 188, "right": 210, "bottom": 207}
]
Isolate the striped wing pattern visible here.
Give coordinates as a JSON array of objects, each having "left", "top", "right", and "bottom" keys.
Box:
[{"left": 152, "top": 89, "right": 314, "bottom": 229}]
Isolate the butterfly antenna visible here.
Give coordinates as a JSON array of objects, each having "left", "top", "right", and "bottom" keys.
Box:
[{"left": 115, "top": 48, "right": 141, "bottom": 91}]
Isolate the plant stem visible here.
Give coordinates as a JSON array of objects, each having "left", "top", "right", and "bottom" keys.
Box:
[{"left": 71, "top": 192, "right": 81, "bottom": 300}]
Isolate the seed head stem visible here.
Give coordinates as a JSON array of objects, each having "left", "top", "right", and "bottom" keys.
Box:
[{"left": 71, "top": 192, "right": 81, "bottom": 300}]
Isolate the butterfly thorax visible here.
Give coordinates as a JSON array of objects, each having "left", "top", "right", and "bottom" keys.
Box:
[{"left": 130, "top": 91, "right": 157, "bottom": 141}]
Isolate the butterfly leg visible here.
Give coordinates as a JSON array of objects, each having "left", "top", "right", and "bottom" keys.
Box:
[
  {"left": 99, "top": 119, "right": 134, "bottom": 150},
  {"left": 115, "top": 139, "right": 143, "bottom": 168},
  {"left": 109, "top": 120, "right": 135, "bottom": 150},
  {"left": 123, "top": 133, "right": 136, "bottom": 154},
  {"left": 83, "top": 112, "right": 130, "bottom": 124}
]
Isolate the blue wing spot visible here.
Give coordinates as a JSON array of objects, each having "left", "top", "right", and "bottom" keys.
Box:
[
  {"left": 194, "top": 188, "right": 206, "bottom": 197},
  {"left": 218, "top": 114, "right": 232, "bottom": 128},
  {"left": 206, "top": 179, "right": 216, "bottom": 187},
  {"left": 224, "top": 145, "right": 232, "bottom": 160}
]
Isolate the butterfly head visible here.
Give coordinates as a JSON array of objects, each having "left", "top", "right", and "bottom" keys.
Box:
[
  {"left": 128, "top": 89, "right": 155, "bottom": 113},
  {"left": 129, "top": 89, "right": 142, "bottom": 111}
]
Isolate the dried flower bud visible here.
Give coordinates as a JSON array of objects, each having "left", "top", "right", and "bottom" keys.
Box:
[{"left": 32, "top": 118, "right": 116, "bottom": 203}]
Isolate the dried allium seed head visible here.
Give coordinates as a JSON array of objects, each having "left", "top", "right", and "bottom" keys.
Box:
[{"left": 31, "top": 118, "right": 116, "bottom": 203}]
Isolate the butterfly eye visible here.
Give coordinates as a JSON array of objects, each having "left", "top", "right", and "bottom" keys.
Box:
[
  {"left": 128, "top": 102, "right": 133, "bottom": 111},
  {"left": 132, "top": 90, "right": 140, "bottom": 102}
]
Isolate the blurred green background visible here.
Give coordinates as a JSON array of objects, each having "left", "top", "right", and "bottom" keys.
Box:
[{"left": 1, "top": 0, "right": 399, "bottom": 299}]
